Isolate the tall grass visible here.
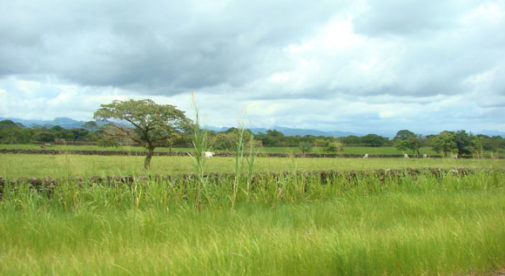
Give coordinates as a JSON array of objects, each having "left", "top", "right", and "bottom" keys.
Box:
[
  {"left": 245, "top": 133, "right": 258, "bottom": 200},
  {"left": 1, "top": 149, "right": 505, "bottom": 275},
  {"left": 189, "top": 94, "right": 212, "bottom": 209},
  {"left": 1, "top": 169, "right": 503, "bottom": 211},
  {"left": 1, "top": 171, "right": 505, "bottom": 275},
  {"left": 231, "top": 119, "right": 246, "bottom": 208}
]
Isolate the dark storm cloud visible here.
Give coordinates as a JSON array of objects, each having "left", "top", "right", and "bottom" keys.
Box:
[
  {"left": 2, "top": 0, "right": 503, "bottom": 100},
  {"left": 0, "top": 0, "right": 348, "bottom": 94}
]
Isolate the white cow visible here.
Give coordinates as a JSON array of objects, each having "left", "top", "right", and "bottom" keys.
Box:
[
  {"left": 363, "top": 153, "right": 369, "bottom": 159},
  {"left": 423, "top": 154, "right": 428, "bottom": 158},
  {"left": 404, "top": 153, "right": 409, "bottom": 159},
  {"left": 204, "top": 151, "right": 215, "bottom": 158}
]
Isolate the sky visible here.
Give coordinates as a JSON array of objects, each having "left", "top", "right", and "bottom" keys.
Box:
[{"left": 0, "top": 0, "right": 504, "bottom": 136}]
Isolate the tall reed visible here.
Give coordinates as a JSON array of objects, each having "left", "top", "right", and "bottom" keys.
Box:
[
  {"left": 230, "top": 110, "right": 259, "bottom": 208},
  {"left": 189, "top": 93, "right": 210, "bottom": 209},
  {"left": 231, "top": 120, "right": 245, "bottom": 208},
  {"left": 245, "top": 133, "right": 258, "bottom": 199}
]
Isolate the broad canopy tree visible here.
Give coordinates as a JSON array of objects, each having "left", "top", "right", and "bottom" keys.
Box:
[
  {"left": 361, "top": 134, "right": 387, "bottom": 147},
  {"left": 393, "top": 129, "right": 422, "bottom": 157},
  {"left": 432, "top": 131, "right": 457, "bottom": 157},
  {"left": 94, "top": 99, "right": 192, "bottom": 169},
  {"left": 431, "top": 130, "right": 472, "bottom": 157},
  {"left": 453, "top": 130, "right": 472, "bottom": 156}
]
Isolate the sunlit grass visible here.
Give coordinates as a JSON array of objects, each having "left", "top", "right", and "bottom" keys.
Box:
[
  {"left": 0, "top": 144, "right": 441, "bottom": 155},
  {"left": 1, "top": 146, "right": 505, "bottom": 275},
  {"left": 1, "top": 187, "right": 504, "bottom": 275},
  {"left": 1, "top": 153, "right": 504, "bottom": 178}
]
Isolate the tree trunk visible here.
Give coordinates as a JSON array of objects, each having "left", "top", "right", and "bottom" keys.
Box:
[{"left": 144, "top": 148, "right": 154, "bottom": 169}]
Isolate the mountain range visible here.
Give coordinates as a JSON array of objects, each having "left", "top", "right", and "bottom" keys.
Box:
[
  {"left": 1, "top": 117, "right": 504, "bottom": 138},
  {"left": 0, "top": 117, "right": 88, "bottom": 129},
  {"left": 205, "top": 126, "right": 360, "bottom": 137},
  {"left": 1, "top": 116, "right": 362, "bottom": 137}
]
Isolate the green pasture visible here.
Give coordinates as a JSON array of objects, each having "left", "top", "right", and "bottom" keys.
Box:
[
  {"left": 0, "top": 144, "right": 441, "bottom": 155},
  {"left": 1, "top": 153, "right": 503, "bottom": 178},
  {"left": 2, "top": 142, "right": 505, "bottom": 275},
  {"left": 1, "top": 171, "right": 505, "bottom": 275}
]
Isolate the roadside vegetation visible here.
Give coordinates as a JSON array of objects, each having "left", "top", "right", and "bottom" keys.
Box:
[{"left": 1, "top": 170, "right": 505, "bottom": 275}]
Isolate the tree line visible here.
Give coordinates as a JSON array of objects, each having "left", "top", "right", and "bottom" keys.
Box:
[
  {"left": 391, "top": 129, "right": 505, "bottom": 158},
  {"left": 1, "top": 99, "right": 504, "bottom": 161}
]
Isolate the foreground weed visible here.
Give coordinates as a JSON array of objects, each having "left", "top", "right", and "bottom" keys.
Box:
[
  {"left": 189, "top": 93, "right": 214, "bottom": 209},
  {"left": 1, "top": 189, "right": 505, "bottom": 275}
]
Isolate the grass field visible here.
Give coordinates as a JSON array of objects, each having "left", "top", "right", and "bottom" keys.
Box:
[
  {"left": 1, "top": 144, "right": 505, "bottom": 275},
  {"left": 1, "top": 170, "right": 505, "bottom": 275},
  {"left": 0, "top": 143, "right": 442, "bottom": 155},
  {"left": 1, "top": 153, "right": 504, "bottom": 178}
]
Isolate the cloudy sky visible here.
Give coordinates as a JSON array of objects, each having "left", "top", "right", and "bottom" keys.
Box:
[{"left": 1, "top": 0, "right": 504, "bottom": 135}]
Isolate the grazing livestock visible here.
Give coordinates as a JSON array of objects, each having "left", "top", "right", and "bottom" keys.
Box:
[
  {"left": 204, "top": 151, "right": 215, "bottom": 158},
  {"left": 451, "top": 154, "right": 459, "bottom": 159},
  {"left": 363, "top": 153, "right": 369, "bottom": 159},
  {"left": 423, "top": 154, "right": 428, "bottom": 158},
  {"left": 404, "top": 153, "right": 409, "bottom": 158}
]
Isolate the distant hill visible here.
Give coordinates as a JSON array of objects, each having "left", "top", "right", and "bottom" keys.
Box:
[
  {"left": 0, "top": 117, "right": 87, "bottom": 129},
  {"left": 1, "top": 117, "right": 503, "bottom": 138},
  {"left": 254, "top": 127, "right": 360, "bottom": 137},
  {"left": 205, "top": 126, "right": 361, "bottom": 137}
]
